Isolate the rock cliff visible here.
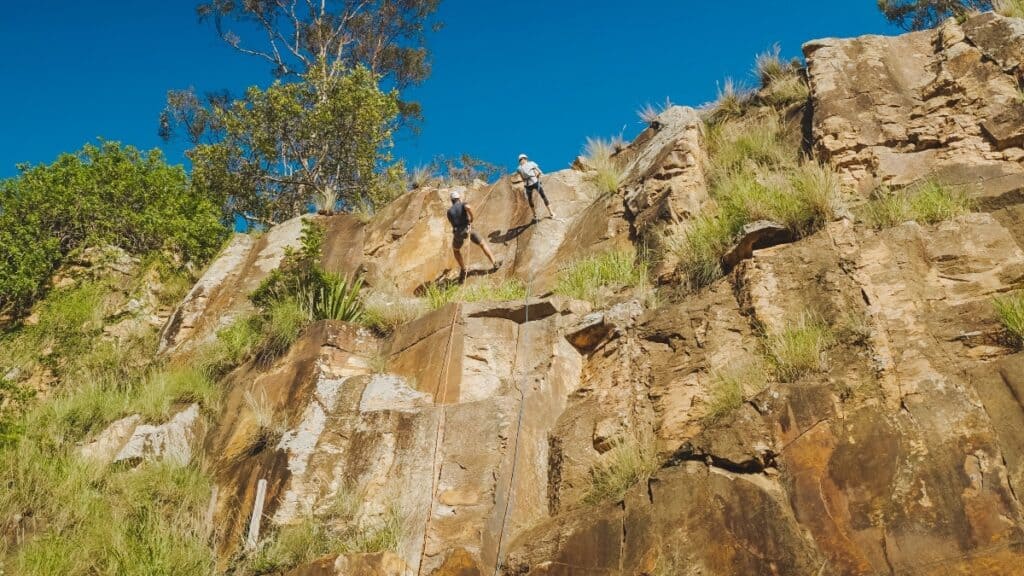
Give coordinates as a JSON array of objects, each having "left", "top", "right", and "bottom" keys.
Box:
[{"left": 89, "top": 12, "right": 1024, "bottom": 576}]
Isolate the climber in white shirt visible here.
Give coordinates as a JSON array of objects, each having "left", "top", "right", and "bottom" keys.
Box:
[{"left": 517, "top": 153, "right": 553, "bottom": 223}]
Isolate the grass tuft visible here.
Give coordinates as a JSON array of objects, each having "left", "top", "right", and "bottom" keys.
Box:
[
  {"left": 361, "top": 289, "right": 429, "bottom": 334},
  {"left": 862, "top": 180, "right": 971, "bottom": 229},
  {"left": 256, "top": 298, "right": 311, "bottom": 362},
  {"left": 243, "top": 494, "right": 404, "bottom": 575},
  {"left": 584, "top": 434, "right": 658, "bottom": 505},
  {"left": 996, "top": 0, "right": 1024, "bottom": 18},
  {"left": 994, "top": 291, "right": 1024, "bottom": 348},
  {"left": 129, "top": 367, "right": 220, "bottom": 422},
  {"left": 704, "top": 362, "right": 767, "bottom": 424},
  {"left": 583, "top": 137, "right": 627, "bottom": 196},
  {"left": 424, "top": 278, "right": 528, "bottom": 311},
  {"left": 710, "top": 78, "right": 753, "bottom": 122},
  {"left": 763, "top": 316, "right": 835, "bottom": 383},
  {"left": 554, "top": 250, "right": 647, "bottom": 306}
]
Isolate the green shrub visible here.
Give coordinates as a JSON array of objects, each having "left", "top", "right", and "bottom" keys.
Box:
[
  {"left": 709, "top": 78, "right": 752, "bottom": 122},
  {"left": 194, "top": 314, "right": 264, "bottom": 377},
  {"left": 669, "top": 213, "right": 741, "bottom": 290},
  {"left": 584, "top": 434, "right": 658, "bottom": 505},
  {"left": 763, "top": 316, "right": 835, "bottom": 382},
  {"left": 994, "top": 291, "right": 1024, "bottom": 347},
  {"left": 863, "top": 181, "right": 971, "bottom": 229},
  {"left": 583, "top": 137, "right": 627, "bottom": 196},
  {"left": 554, "top": 250, "right": 647, "bottom": 305},
  {"left": 0, "top": 141, "right": 228, "bottom": 315}
]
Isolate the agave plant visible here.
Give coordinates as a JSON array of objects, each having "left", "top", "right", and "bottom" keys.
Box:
[{"left": 303, "top": 273, "right": 365, "bottom": 322}]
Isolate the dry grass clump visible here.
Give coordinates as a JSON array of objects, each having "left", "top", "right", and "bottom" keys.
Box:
[
  {"left": 996, "top": 0, "right": 1024, "bottom": 18},
  {"left": 583, "top": 137, "right": 627, "bottom": 196},
  {"left": 710, "top": 78, "right": 754, "bottom": 122},
  {"left": 755, "top": 44, "right": 809, "bottom": 108},
  {"left": 637, "top": 97, "right": 673, "bottom": 128},
  {"left": 762, "top": 315, "right": 835, "bottom": 383},
  {"left": 862, "top": 180, "right": 972, "bottom": 229},
  {"left": 361, "top": 288, "right": 429, "bottom": 334},
  {"left": 994, "top": 291, "right": 1024, "bottom": 348},
  {"left": 583, "top": 433, "right": 658, "bottom": 505}
]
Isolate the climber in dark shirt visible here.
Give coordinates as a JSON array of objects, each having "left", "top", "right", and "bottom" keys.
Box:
[{"left": 446, "top": 188, "right": 499, "bottom": 282}]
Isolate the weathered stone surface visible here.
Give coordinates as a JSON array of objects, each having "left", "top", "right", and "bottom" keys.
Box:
[
  {"left": 720, "top": 219, "right": 793, "bottom": 272},
  {"left": 159, "top": 216, "right": 307, "bottom": 356},
  {"left": 806, "top": 13, "right": 1024, "bottom": 200},
  {"left": 152, "top": 20, "right": 1024, "bottom": 574},
  {"left": 80, "top": 405, "right": 202, "bottom": 466}
]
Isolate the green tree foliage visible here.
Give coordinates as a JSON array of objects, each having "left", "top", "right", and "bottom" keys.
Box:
[
  {"left": 428, "top": 154, "right": 503, "bottom": 185},
  {"left": 877, "top": 0, "right": 992, "bottom": 29},
  {"left": 188, "top": 65, "right": 403, "bottom": 224},
  {"left": 0, "top": 142, "right": 227, "bottom": 316}
]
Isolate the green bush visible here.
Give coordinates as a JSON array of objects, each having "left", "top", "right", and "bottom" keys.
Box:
[
  {"left": 554, "top": 250, "right": 647, "bottom": 306},
  {"left": 0, "top": 141, "right": 228, "bottom": 315},
  {"left": 128, "top": 367, "right": 220, "bottom": 422},
  {"left": 242, "top": 495, "right": 404, "bottom": 575},
  {"left": 994, "top": 291, "right": 1024, "bottom": 348}
]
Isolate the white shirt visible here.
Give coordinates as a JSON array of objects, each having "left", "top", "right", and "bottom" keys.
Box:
[{"left": 517, "top": 161, "right": 541, "bottom": 186}]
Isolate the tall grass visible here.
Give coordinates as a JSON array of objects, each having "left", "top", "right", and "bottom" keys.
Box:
[
  {"left": 256, "top": 298, "right": 311, "bottom": 362},
  {"left": 583, "top": 434, "right": 658, "bottom": 505},
  {"left": 554, "top": 250, "right": 647, "bottom": 306},
  {"left": 128, "top": 367, "right": 220, "bottom": 422},
  {"left": 583, "top": 137, "right": 627, "bottom": 196},
  {"left": 994, "top": 291, "right": 1024, "bottom": 348},
  {"left": 762, "top": 316, "right": 835, "bottom": 382},
  {"left": 862, "top": 181, "right": 971, "bottom": 229}
]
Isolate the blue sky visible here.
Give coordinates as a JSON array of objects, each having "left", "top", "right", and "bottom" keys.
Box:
[{"left": 0, "top": 1, "right": 899, "bottom": 179}]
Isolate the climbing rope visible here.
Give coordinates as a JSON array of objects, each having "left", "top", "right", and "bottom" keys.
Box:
[
  {"left": 415, "top": 301, "right": 461, "bottom": 576},
  {"left": 491, "top": 179, "right": 541, "bottom": 576}
]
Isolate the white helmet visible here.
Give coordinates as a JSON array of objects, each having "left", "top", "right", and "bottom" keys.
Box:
[
  {"left": 518, "top": 153, "right": 528, "bottom": 161},
  {"left": 449, "top": 189, "right": 462, "bottom": 201}
]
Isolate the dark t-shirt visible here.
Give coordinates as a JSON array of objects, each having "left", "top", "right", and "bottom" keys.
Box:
[{"left": 447, "top": 201, "right": 470, "bottom": 231}]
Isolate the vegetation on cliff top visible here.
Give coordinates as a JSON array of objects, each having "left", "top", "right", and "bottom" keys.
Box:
[{"left": 0, "top": 142, "right": 227, "bottom": 317}]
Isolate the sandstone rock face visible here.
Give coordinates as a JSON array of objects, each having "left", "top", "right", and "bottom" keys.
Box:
[
  {"left": 81, "top": 14, "right": 1024, "bottom": 575},
  {"left": 806, "top": 13, "right": 1024, "bottom": 203}
]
